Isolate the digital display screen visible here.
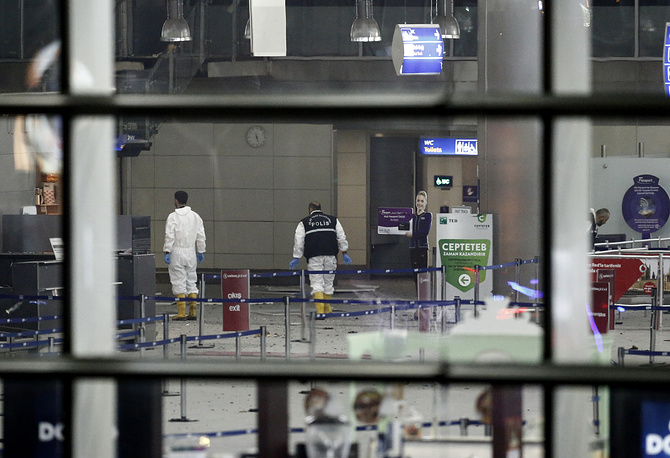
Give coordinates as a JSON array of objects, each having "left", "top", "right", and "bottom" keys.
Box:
[
  {"left": 420, "top": 138, "right": 478, "bottom": 155},
  {"left": 391, "top": 24, "right": 443, "bottom": 75}
]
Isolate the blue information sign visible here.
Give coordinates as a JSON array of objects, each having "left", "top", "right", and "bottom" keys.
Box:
[
  {"left": 621, "top": 174, "right": 670, "bottom": 237},
  {"left": 665, "top": 23, "right": 670, "bottom": 97},
  {"left": 391, "top": 24, "right": 443, "bottom": 75},
  {"left": 420, "top": 137, "right": 478, "bottom": 155}
]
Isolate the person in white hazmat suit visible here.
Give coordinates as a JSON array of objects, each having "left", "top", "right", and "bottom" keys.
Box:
[{"left": 164, "top": 190, "right": 206, "bottom": 320}]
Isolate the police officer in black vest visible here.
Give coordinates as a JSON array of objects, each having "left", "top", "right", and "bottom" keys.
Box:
[{"left": 290, "top": 201, "right": 352, "bottom": 314}]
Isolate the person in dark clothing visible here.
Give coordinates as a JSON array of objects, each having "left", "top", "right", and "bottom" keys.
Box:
[
  {"left": 289, "top": 201, "right": 352, "bottom": 313},
  {"left": 589, "top": 207, "right": 610, "bottom": 249},
  {"left": 406, "top": 191, "right": 433, "bottom": 275}
]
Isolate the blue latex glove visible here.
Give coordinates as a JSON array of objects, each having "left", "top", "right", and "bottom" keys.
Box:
[
  {"left": 343, "top": 253, "right": 352, "bottom": 265},
  {"left": 197, "top": 252, "right": 204, "bottom": 263},
  {"left": 289, "top": 258, "right": 300, "bottom": 270},
  {"left": 164, "top": 253, "right": 171, "bottom": 264}
]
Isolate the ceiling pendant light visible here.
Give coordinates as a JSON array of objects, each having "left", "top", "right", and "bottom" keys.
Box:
[
  {"left": 432, "top": 0, "right": 460, "bottom": 39},
  {"left": 350, "top": 0, "right": 381, "bottom": 42},
  {"left": 161, "top": 0, "right": 192, "bottom": 42}
]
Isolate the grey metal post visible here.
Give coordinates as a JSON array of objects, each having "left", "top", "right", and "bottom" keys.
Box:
[
  {"left": 475, "top": 266, "right": 480, "bottom": 304},
  {"left": 162, "top": 313, "right": 178, "bottom": 396},
  {"left": 658, "top": 254, "right": 664, "bottom": 330},
  {"left": 441, "top": 303, "right": 447, "bottom": 334},
  {"left": 260, "top": 326, "right": 267, "bottom": 361},
  {"left": 459, "top": 418, "right": 468, "bottom": 436},
  {"left": 169, "top": 334, "right": 196, "bottom": 422},
  {"left": 300, "top": 270, "right": 308, "bottom": 342},
  {"left": 309, "top": 312, "right": 316, "bottom": 360},
  {"left": 284, "top": 296, "right": 291, "bottom": 361},
  {"left": 454, "top": 296, "right": 461, "bottom": 324},
  {"left": 650, "top": 288, "right": 657, "bottom": 364},
  {"left": 236, "top": 332, "right": 241, "bottom": 361},
  {"left": 514, "top": 259, "right": 521, "bottom": 303},
  {"left": 592, "top": 386, "right": 600, "bottom": 437},
  {"left": 617, "top": 346, "right": 625, "bottom": 366},
  {"left": 390, "top": 305, "right": 396, "bottom": 330},
  {"left": 441, "top": 265, "right": 447, "bottom": 302},
  {"left": 139, "top": 294, "right": 146, "bottom": 357},
  {"left": 48, "top": 336, "right": 55, "bottom": 354},
  {"left": 191, "top": 273, "right": 213, "bottom": 348}
]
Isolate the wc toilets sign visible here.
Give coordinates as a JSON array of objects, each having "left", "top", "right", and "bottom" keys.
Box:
[
  {"left": 436, "top": 213, "right": 493, "bottom": 300},
  {"left": 221, "top": 269, "right": 250, "bottom": 331}
]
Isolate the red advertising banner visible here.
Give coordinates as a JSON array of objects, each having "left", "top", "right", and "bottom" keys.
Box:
[
  {"left": 590, "top": 258, "right": 646, "bottom": 303},
  {"left": 221, "top": 269, "right": 250, "bottom": 331},
  {"left": 596, "top": 269, "right": 615, "bottom": 330},
  {"left": 590, "top": 282, "right": 610, "bottom": 334}
]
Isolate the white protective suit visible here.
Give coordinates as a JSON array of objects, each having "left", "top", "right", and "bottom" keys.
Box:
[{"left": 163, "top": 206, "right": 206, "bottom": 296}]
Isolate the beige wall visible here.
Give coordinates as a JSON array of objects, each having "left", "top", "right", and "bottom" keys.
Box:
[
  {"left": 335, "top": 130, "right": 368, "bottom": 266},
  {"left": 128, "top": 122, "right": 371, "bottom": 271}
]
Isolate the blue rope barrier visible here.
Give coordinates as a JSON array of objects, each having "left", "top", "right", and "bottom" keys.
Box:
[
  {"left": 0, "top": 315, "right": 61, "bottom": 325},
  {"left": 0, "top": 337, "right": 64, "bottom": 350},
  {"left": 621, "top": 349, "right": 670, "bottom": 358},
  {"left": 0, "top": 328, "right": 61, "bottom": 338},
  {"left": 116, "top": 328, "right": 263, "bottom": 351},
  {"left": 164, "top": 419, "right": 485, "bottom": 440}
]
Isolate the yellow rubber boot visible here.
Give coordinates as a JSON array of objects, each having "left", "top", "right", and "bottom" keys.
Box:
[
  {"left": 172, "top": 294, "right": 187, "bottom": 320},
  {"left": 323, "top": 294, "right": 333, "bottom": 313},
  {"left": 313, "top": 292, "right": 325, "bottom": 314},
  {"left": 187, "top": 293, "right": 198, "bottom": 320}
]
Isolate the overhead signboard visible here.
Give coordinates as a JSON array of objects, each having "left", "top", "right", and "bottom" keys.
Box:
[
  {"left": 420, "top": 137, "right": 478, "bottom": 155},
  {"left": 665, "top": 23, "right": 670, "bottom": 96},
  {"left": 391, "top": 24, "right": 443, "bottom": 76}
]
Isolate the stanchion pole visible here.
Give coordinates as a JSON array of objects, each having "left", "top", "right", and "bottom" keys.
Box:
[
  {"left": 649, "top": 288, "right": 658, "bottom": 364},
  {"left": 260, "top": 325, "right": 267, "bottom": 361},
  {"left": 236, "top": 332, "right": 241, "bottom": 361},
  {"left": 284, "top": 296, "right": 291, "bottom": 361},
  {"left": 514, "top": 259, "right": 521, "bottom": 303},
  {"left": 473, "top": 266, "right": 480, "bottom": 318},
  {"left": 309, "top": 312, "right": 316, "bottom": 360},
  {"left": 534, "top": 256, "right": 541, "bottom": 324},
  {"left": 658, "top": 254, "right": 665, "bottom": 330},
  {"left": 441, "top": 303, "right": 447, "bottom": 334},
  {"left": 454, "top": 296, "right": 461, "bottom": 324},
  {"left": 390, "top": 305, "right": 396, "bottom": 330},
  {"left": 441, "top": 265, "right": 447, "bottom": 302},
  {"left": 139, "top": 295, "right": 146, "bottom": 357},
  {"left": 191, "top": 274, "right": 214, "bottom": 349},
  {"left": 459, "top": 418, "right": 469, "bottom": 436},
  {"left": 169, "top": 334, "right": 197, "bottom": 422},
  {"left": 617, "top": 346, "right": 625, "bottom": 366},
  {"left": 48, "top": 336, "right": 55, "bottom": 354},
  {"left": 592, "top": 386, "right": 600, "bottom": 437},
  {"left": 300, "top": 270, "right": 308, "bottom": 342},
  {"left": 162, "top": 313, "right": 179, "bottom": 396}
]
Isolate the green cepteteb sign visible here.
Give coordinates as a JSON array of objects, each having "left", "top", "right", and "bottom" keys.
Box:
[{"left": 439, "top": 238, "right": 491, "bottom": 292}]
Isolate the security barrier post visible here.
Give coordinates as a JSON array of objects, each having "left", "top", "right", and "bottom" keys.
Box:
[
  {"left": 260, "top": 325, "right": 267, "bottom": 361},
  {"left": 191, "top": 273, "right": 214, "bottom": 349},
  {"left": 390, "top": 305, "right": 396, "bottom": 330},
  {"left": 617, "top": 346, "right": 625, "bottom": 366},
  {"left": 162, "top": 313, "right": 179, "bottom": 396},
  {"left": 284, "top": 296, "right": 291, "bottom": 361},
  {"left": 169, "top": 334, "right": 197, "bottom": 422},
  {"left": 474, "top": 265, "right": 480, "bottom": 305},
  {"left": 139, "top": 294, "right": 146, "bottom": 357},
  {"left": 454, "top": 296, "right": 461, "bottom": 323},
  {"left": 300, "top": 270, "right": 308, "bottom": 342},
  {"left": 236, "top": 332, "right": 241, "bottom": 361},
  {"left": 658, "top": 254, "right": 665, "bottom": 330},
  {"left": 48, "top": 336, "right": 55, "bottom": 354},
  {"left": 534, "top": 256, "right": 541, "bottom": 324},
  {"left": 309, "top": 312, "right": 316, "bottom": 360},
  {"left": 514, "top": 259, "right": 521, "bottom": 303},
  {"left": 650, "top": 287, "right": 657, "bottom": 364}
]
